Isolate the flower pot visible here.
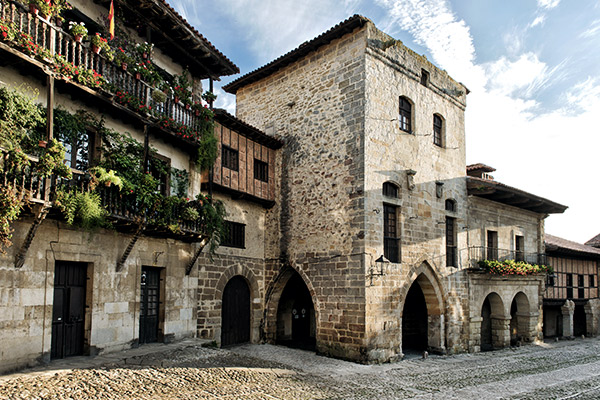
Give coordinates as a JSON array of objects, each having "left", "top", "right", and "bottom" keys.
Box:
[
  {"left": 74, "top": 34, "right": 83, "bottom": 43},
  {"left": 135, "top": 72, "right": 141, "bottom": 80},
  {"left": 91, "top": 44, "right": 101, "bottom": 54},
  {"left": 121, "top": 62, "right": 127, "bottom": 71},
  {"left": 142, "top": 52, "right": 148, "bottom": 59},
  {"left": 29, "top": 4, "right": 39, "bottom": 16}
]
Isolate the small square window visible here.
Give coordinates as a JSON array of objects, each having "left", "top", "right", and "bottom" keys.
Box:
[
  {"left": 222, "top": 146, "right": 239, "bottom": 171},
  {"left": 420, "top": 69, "right": 429, "bottom": 87},
  {"left": 254, "top": 159, "right": 268, "bottom": 182},
  {"left": 221, "top": 221, "right": 245, "bottom": 248}
]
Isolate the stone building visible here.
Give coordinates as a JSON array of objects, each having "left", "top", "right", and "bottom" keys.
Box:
[
  {"left": 0, "top": 0, "right": 259, "bottom": 373},
  {"left": 224, "top": 15, "right": 567, "bottom": 362},
  {"left": 543, "top": 235, "right": 600, "bottom": 338}
]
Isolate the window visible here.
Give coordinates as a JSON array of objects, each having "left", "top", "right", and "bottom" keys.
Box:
[
  {"left": 446, "top": 217, "right": 457, "bottom": 267},
  {"left": 149, "top": 154, "right": 170, "bottom": 197},
  {"left": 59, "top": 129, "right": 100, "bottom": 171},
  {"left": 578, "top": 274, "right": 585, "bottom": 298},
  {"left": 590, "top": 274, "right": 596, "bottom": 288},
  {"left": 254, "top": 159, "right": 268, "bottom": 182},
  {"left": 445, "top": 199, "right": 456, "bottom": 212},
  {"left": 515, "top": 235, "right": 525, "bottom": 262},
  {"left": 486, "top": 230, "right": 498, "bottom": 260},
  {"left": 382, "top": 182, "right": 399, "bottom": 198},
  {"left": 433, "top": 114, "right": 443, "bottom": 147},
  {"left": 383, "top": 204, "right": 400, "bottom": 263},
  {"left": 222, "top": 146, "right": 239, "bottom": 171},
  {"left": 566, "top": 274, "right": 573, "bottom": 299},
  {"left": 221, "top": 221, "right": 245, "bottom": 248},
  {"left": 420, "top": 69, "right": 429, "bottom": 87},
  {"left": 399, "top": 96, "right": 412, "bottom": 133}
]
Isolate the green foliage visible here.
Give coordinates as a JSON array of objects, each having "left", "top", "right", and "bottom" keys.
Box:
[
  {"left": 478, "top": 259, "right": 554, "bottom": 276},
  {"left": 197, "top": 125, "right": 218, "bottom": 171},
  {"left": 37, "top": 138, "right": 72, "bottom": 179},
  {"left": 0, "top": 186, "right": 25, "bottom": 253},
  {"left": 56, "top": 190, "right": 107, "bottom": 229},
  {"left": 0, "top": 85, "right": 45, "bottom": 151},
  {"left": 171, "top": 168, "right": 189, "bottom": 198},
  {"left": 89, "top": 167, "right": 123, "bottom": 190}
]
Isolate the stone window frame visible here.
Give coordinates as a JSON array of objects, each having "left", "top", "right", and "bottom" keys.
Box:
[
  {"left": 221, "top": 220, "right": 246, "bottom": 249},
  {"left": 382, "top": 181, "right": 400, "bottom": 198},
  {"left": 445, "top": 198, "right": 457, "bottom": 212},
  {"left": 383, "top": 203, "right": 401, "bottom": 263},
  {"left": 399, "top": 96, "right": 413, "bottom": 134},
  {"left": 433, "top": 113, "right": 444, "bottom": 147}
]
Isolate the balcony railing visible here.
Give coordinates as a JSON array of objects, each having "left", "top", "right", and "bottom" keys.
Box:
[
  {"left": 1, "top": 148, "right": 206, "bottom": 240},
  {"left": 467, "top": 246, "right": 548, "bottom": 267},
  {"left": 0, "top": 0, "right": 201, "bottom": 136}
]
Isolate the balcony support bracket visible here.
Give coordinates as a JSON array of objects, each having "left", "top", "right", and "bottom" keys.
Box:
[
  {"left": 185, "top": 235, "right": 209, "bottom": 275},
  {"left": 14, "top": 203, "right": 51, "bottom": 269},
  {"left": 116, "top": 223, "right": 145, "bottom": 272}
]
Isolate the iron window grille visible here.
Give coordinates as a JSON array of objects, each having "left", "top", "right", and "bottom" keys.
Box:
[
  {"left": 383, "top": 204, "right": 400, "bottom": 263},
  {"left": 254, "top": 159, "right": 268, "bottom": 182},
  {"left": 446, "top": 217, "right": 457, "bottom": 267},
  {"left": 221, "top": 221, "right": 245, "bottom": 248},
  {"left": 433, "top": 114, "right": 443, "bottom": 147},
  {"left": 399, "top": 96, "right": 412, "bottom": 133},
  {"left": 222, "top": 146, "right": 239, "bottom": 171}
]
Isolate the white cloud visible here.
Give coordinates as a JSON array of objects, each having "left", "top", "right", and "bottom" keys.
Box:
[
  {"left": 484, "top": 53, "right": 553, "bottom": 98},
  {"left": 214, "top": 86, "right": 236, "bottom": 115},
  {"left": 537, "top": 0, "right": 560, "bottom": 9},
  {"left": 529, "top": 15, "right": 546, "bottom": 28},
  {"left": 580, "top": 19, "right": 600, "bottom": 38}
]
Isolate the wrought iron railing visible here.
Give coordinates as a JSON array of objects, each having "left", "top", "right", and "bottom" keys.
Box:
[
  {"left": 0, "top": 0, "right": 200, "bottom": 134},
  {"left": 467, "top": 246, "right": 548, "bottom": 267}
]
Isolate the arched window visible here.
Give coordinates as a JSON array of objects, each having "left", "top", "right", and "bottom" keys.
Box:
[
  {"left": 382, "top": 182, "right": 399, "bottom": 198},
  {"left": 399, "top": 96, "right": 412, "bottom": 133},
  {"left": 445, "top": 199, "right": 456, "bottom": 212},
  {"left": 433, "top": 114, "right": 443, "bottom": 147}
]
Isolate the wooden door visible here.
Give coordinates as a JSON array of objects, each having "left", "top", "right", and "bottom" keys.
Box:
[
  {"left": 51, "top": 261, "right": 87, "bottom": 359},
  {"left": 221, "top": 276, "right": 250, "bottom": 346},
  {"left": 139, "top": 267, "right": 160, "bottom": 344}
]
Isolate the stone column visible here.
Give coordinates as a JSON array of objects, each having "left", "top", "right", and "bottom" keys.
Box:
[
  {"left": 516, "top": 311, "right": 540, "bottom": 343},
  {"left": 584, "top": 299, "right": 600, "bottom": 337},
  {"left": 469, "top": 316, "right": 483, "bottom": 352},
  {"left": 491, "top": 316, "right": 511, "bottom": 349},
  {"left": 561, "top": 300, "right": 575, "bottom": 338}
]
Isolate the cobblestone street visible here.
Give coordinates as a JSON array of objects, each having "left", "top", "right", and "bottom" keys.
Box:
[{"left": 2, "top": 338, "right": 600, "bottom": 399}]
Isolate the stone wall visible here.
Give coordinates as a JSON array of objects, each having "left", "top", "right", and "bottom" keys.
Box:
[
  {"left": 362, "top": 23, "right": 470, "bottom": 361},
  {"left": 0, "top": 219, "right": 201, "bottom": 374},
  {"left": 235, "top": 25, "right": 370, "bottom": 360}
]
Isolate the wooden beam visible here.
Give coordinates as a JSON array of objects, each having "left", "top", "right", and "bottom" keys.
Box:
[
  {"left": 185, "top": 236, "right": 209, "bottom": 275},
  {"left": 15, "top": 203, "right": 50, "bottom": 268},
  {"left": 116, "top": 223, "right": 145, "bottom": 272}
]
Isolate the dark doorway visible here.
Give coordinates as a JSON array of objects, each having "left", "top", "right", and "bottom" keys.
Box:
[
  {"left": 277, "top": 272, "right": 315, "bottom": 350},
  {"left": 481, "top": 297, "right": 493, "bottom": 351},
  {"left": 574, "top": 304, "right": 587, "bottom": 336},
  {"left": 221, "top": 276, "right": 251, "bottom": 347},
  {"left": 51, "top": 261, "right": 87, "bottom": 359},
  {"left": 402, "top": 281, "right": 428, "bottom": 352},
  {"left": 139, "top": 267, "right": 161, "bottom": 344}
]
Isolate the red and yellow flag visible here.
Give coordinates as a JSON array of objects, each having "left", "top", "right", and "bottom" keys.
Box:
[{"left": 108, "top": 0, "right": 115, "bottom": 40}]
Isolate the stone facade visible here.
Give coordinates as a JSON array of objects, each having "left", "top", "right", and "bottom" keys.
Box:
[{"left": 227, "top": 16, "right": 560, "bottom": 363}]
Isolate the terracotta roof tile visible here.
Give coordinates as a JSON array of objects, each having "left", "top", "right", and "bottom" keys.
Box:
[{"left": 546, "top": 234, "right": 600, "bottom": 258}]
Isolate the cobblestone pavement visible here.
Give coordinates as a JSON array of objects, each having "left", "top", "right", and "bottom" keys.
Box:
[{"left": 2, "top": 338, "right": 600, "bottom": 399}]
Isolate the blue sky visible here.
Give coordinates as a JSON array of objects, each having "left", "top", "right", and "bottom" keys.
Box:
[{"left": 170, "top": 0, "right": 600, "bottom": 244}]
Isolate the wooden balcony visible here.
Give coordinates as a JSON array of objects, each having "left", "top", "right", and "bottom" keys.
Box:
[
  {"left": 1, "top": 148, "right": 207, "bottom": 242},
  {"left": 0, "top": 0, "right": 206, "bottom": 149}
]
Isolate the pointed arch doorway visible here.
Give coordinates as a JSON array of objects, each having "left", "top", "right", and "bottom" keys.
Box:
[
  {"left": 221, "top": 276, "right": 251, "bottom": 347},
  {"left": 276, "top": 271, "right": 316, "bottom": 350}
]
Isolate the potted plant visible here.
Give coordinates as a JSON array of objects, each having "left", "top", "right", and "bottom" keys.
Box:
[
  {"left": 151, "top": 89, "right": 167, "bottom": 104},
  {"left": 135, "top": 41, "right": 154, "bottom": 60},
  {"left": 29, "top": 0, "right": 51, "bottom": 19},
  {"left": 201, "top": 91, "right": 217, "bottom": 104},
  {"left": 115, "top": 47, "right": 133, "bottom": 71},
  {"left": 173, "top": 69, "right": 192, "bottom": 105},
  {"left": 90, "top": 33, "right": 111, "bottom": 57},
  {"left": 52, "top": 0, "right": 72, "bottom": 26},
  {"left": 69, "top": 21, "right": 87, "bottom": 43}
]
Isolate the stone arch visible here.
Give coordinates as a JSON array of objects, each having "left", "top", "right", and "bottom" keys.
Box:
[
  {"left": 399, "top": 261, "right": 446, "bottom": 353},
  {"left": 481, "top": 292, "right": 508, "bottom": 351},
  {"left": 263, "top": 264, "right": 319, "bottom": 348},
  {"left": 510, "top": 291, "right": 536, "bottom": 344},
  {"left": 214, "top": 264, "right": 261, "bottom": 344}
]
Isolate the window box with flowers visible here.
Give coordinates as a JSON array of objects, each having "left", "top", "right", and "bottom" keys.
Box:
[
  {"left": 90, "top": 33, "right": 113, "bottom": 60},
  {"left": 477, "top": 259, "right": 554, "bottom": 276}
]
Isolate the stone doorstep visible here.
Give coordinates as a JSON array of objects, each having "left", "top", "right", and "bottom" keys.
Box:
[{"left": 0, "top": 338, "right": 214, "bottom": 381}]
